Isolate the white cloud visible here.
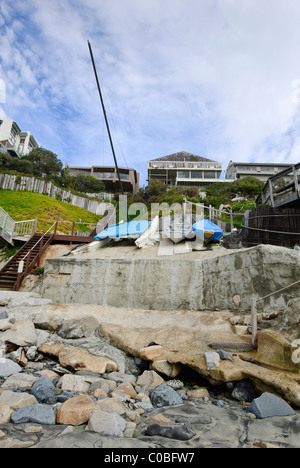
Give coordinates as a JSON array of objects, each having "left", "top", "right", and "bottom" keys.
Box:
[{"left": 1, "top": 0, "right": 300, "bottom": 184}]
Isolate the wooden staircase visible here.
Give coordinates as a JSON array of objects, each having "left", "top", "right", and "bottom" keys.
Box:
[{"left": 0, "top": 233, "right": 53, "bottom": 291}]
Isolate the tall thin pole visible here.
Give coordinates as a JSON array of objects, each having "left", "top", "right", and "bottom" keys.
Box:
[{"left": 88, "top": 40, "right": 129, "bottom": 220}]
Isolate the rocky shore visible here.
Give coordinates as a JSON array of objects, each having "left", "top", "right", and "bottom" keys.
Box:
[{"left": 0, "top": 292, "right": 299, "bottom": 449}]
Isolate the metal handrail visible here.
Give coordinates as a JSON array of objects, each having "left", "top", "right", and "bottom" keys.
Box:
[
  {"left": 251, "top": 278, "right": 300, "bottom": 349},
  {"left": 21, "top": 221, "right": 57, "bottom": 263}
]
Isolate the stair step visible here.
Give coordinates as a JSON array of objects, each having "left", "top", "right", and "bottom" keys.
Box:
[{"left": 0, "top": 232, "right": 53, "bottom": 291}]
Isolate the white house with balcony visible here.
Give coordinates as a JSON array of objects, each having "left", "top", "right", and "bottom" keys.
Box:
[
  {"left": 0, "top": 117, "right": 39, "bottom": 158},
  {"left": 225, "top": 161, "right": 292, "bottom": 182},
  {"left": 147, "top": 151, "right": 223, "bottom": 188}
]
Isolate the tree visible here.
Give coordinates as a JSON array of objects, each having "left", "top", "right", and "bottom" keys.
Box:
[
  {"left": 22, "top": 148, "right": 63, "bottom": 180},
  {"left": 72, "top": 174, "right": 106, "bottom": 193}
]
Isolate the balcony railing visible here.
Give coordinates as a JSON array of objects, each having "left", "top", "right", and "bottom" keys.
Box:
[{"left": 148, "top": 161, "right": 222, "bottom": 170}]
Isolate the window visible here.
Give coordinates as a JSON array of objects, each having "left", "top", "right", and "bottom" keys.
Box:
[
  {"left": 237, "top": 166, "right": 252, "bottom": 171},
  {"left": 177, "top": 171, "right": 190, "bottom": 179},
  {"left": 203, "top": 171, "right": 216, "bottom": 179},
  {"left": 191, "top": 171, "right": 203, "bottom": 179}
]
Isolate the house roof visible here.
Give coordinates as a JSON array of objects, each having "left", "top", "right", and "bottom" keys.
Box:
[{"left": 150, "top": 151, "right": 217, "bottom": 163}]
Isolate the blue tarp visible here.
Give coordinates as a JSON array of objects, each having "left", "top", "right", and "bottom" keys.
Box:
[
  {"left": 192, "top": 219, "right": 223, "bottom": 243},
  {"left": 94, "top": 220, "right": 152, "bottom": 240}
]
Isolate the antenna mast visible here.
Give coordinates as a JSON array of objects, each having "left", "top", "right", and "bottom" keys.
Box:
[{"left": 88, "top": 40, "right": 128, "bottom": 211}]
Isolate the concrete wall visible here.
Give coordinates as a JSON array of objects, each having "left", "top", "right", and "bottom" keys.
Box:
[
  {"left": 36, "top": 245, "right": 300, "bottom": 312},
  {"left": 0, "top": 173, "right": 111, "bottom": 216}
]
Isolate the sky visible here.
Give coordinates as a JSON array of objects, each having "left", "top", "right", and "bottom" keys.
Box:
[{"left": 1, "top": 0, "right": 300, "bottom": 187}]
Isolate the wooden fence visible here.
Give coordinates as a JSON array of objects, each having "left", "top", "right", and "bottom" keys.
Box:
[{"left": 242, "top": 206, "right": 300, "bottom": 248}]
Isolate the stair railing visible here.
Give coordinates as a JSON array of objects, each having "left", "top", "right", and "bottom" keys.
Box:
[
  {"left": 14, "top": 221, "right": 58, "bottom": 290},
  {"left": 0, "top": 206, "right": 37, "bottom": 244},
  {"left": 251, "top": 278, "right": 300, "bottom": 349}
]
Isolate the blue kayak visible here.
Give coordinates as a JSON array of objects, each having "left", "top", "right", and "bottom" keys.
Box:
[
  {"left": 192, "top": 219, "right": 223, "bottom": 244},
  {"left": 94, "top": 220, "right": 152, "bottom": 240}
]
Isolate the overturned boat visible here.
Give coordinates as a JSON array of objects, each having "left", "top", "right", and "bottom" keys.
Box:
[
  {"left": 192, "top": 219, "right": 223, "bottom": 244},
  {"left": 94, "top": 220, "right": 152, "bottom": 240},
  {"left": 164, "top": 216, "right": 195, "bottom": 244}
]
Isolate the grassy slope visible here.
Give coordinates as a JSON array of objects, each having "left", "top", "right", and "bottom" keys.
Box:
[{"left": 0, "top": 190, "right": 102, "bottom": 234}]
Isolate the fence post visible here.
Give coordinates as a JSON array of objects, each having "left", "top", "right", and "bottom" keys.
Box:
[
  {"left": 37, "top": 236, "right": 44, "bottom": 266},
  {"left": 251, "top": 296, "right": 258, "bottom": 349},
  {"left": 230, "top": 209, "right": 234, "bottom": 231},
  {"left": 25, "top": 251, "right": 31, "bottom": 276}
]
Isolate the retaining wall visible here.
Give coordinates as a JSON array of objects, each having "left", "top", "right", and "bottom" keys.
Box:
[
  {"left": 36, "top": 245, "right": 300, "bottom": 312},
  {"left": 0, "top": 173, "right": 111, "bottom": 216}
]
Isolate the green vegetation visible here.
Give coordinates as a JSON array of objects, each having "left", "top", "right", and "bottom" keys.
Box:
[
  {"left": 128, "top": 177, "right": 263, "bottom": 211},
  {"left": 0, "top": 148, "right": 107, "bottom": 194},
  {"left": 0, "top": 190, "right": 102, "bottom": 234},
  {"left": 124, "top": 176, "right": 263, "bottom": 228}
]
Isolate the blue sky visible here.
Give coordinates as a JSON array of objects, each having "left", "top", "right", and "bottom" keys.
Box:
[{"left": 1, "top": 0, "right": 300, "bottom": 186}]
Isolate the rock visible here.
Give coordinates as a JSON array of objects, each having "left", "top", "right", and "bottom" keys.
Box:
[
  {"left": 1, "top": 373, "right": 38, "bottom": 390},
  {"left": 10, "top": 348, "right": 28, "bottom": 367},
  {"left": 231, "top": 380, "right": 259, "bottom": 402},
  {"left": 11, "top": 404, "right": 56, "bottom": 425},
  {"left": 57, "top": 315, "right": 99, "bottom": 339},
  {"left": 150, "top": 385, "right": 183, "bottom": 407},
  {"left": 113, "top": 382, "right": 137, "bottom": 399},
  {"left": 253, "top": 441, "right": 281, "bottom": 449},
  {"left": 0, "top": 390, "right": 38, "bottom": 409},
  {"left": 136, "top": 393, "right": 150, "bottom": 402},
  {"left": 145, "top": 413, "right": 172, "bottom": 425},
  {"left": 0, "top": 437, "right": 35, "bottom": 448},
  {"left": 105, "top": 372, "right": 137, "bottom": 385},
  {"left": 89, "top": 378, "right": 117, "bottom": 395},
  {"left": 39, "top": 343, "right": 118, "bottom": 374},
  {"left": 0, "top": 318, "right": 13, "bottom": 331},
  {"left": 31, "top": 375, "right": 56, "bottom": 404},
  {"left": 57, "top": 395, "right": 97, "bottom": 426},
  {"left": 86, "top": 410, "right": 126, "bottom": 437},
  {"left": 124, "top": 421, "right": 136, "bottom": 438},
  {"left": 0, "top": 311, "right": 8, "bottom": 320},
  {"left": 1, "top": 319, "right": 37, "bottom": 347},
  {"left": 33, "top": 311, "right": 61, "bottom": 331},
  {"left": 134, "top": 401, "right": 153, "bottom": 412},
  {"left": 137, "top": 370, "right": 165, "bottom": 393},
  {"left": 58, "top": 374, "right": 101, "bottom": 393},
  {"left": 95, "top": 398, "right": 127, "bottom": 415},
  {"left": 139, "top": 345, "right": 163, "bottom": 361},
  {"left": 36, "top": 369, "right": 60, "bottom": 380},
  {"left": 145, "top": 423, "right": 196, "bottom": 440},
  {"left": 248, "top": 392, "right": 296, "bottom": 419},
  {"left": 0, "top": 358, "right": 22, "bottom": 377},
  {"left": 165, "top": 379, "right": 184, "bottom": 390},
  {"left": 205, "top": 351, "right": 220, "bottom": 370},
  {"left": 187, "top": 388, "right": 210, "bottom": 399},
  {"left": 0, "top": 406, "right": 13, "bottom": 424},
  {"left": 216, "top": 349, "right": 234, "bottom": 362},
  {"left": 26, "top": 346, "right": 38, "bottom": 360},
  {"left": 150, "top": 360, "right": 182, "bottom": 378}
]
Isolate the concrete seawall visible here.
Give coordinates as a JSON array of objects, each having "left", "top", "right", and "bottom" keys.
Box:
[{"left": 36, "top": 245, "right": 300, "bottom": 312}]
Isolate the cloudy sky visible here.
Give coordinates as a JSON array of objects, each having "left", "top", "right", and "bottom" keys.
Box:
[{"left": 1, "top": 0, "right": 300, "bottom": 186}]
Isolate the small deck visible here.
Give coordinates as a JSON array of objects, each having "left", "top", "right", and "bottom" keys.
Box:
[
  {"left": 51, "top": 234, "right": 94, "bottom": 244},
  {"left": 256, "top": 163, "right": 300, "bottom": 208}
]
